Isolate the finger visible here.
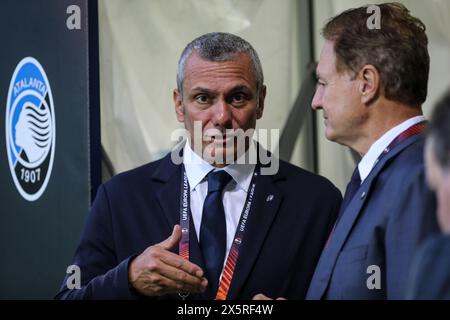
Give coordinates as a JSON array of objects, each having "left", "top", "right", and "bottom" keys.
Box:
[
  {"left": 252, "top": 293, "right": 273, "bottom": 300},
  {"left": 157, "top": 262, "right": 207, "bottom": 290},
  {"left": 145, "top": 274, "right": 183, "bottom": 296},
  {"left": 160, "top": 250, "right": 204, "bottom": 278},
  {"left": 175, "top": 277, "right": 208, "bottom": 294},
  {"left": 276, "top": 297, "right": 287, "bottom": 300},
  {"left": 157, "top": 225, "right": 182, "bottom": 251},
  {"left": 151, "top": 273, "right": 206, "bottom": 295}
]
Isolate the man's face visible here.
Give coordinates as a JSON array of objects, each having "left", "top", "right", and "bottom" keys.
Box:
[
  {"left": 425, "top": 137, "right": 450, "bottom": 234},
  {"left": 174, "top": 52, "right": 265, "bottom": 166},
  {"left": 312, "top": 41, "right": 367, "bottom": 147}
]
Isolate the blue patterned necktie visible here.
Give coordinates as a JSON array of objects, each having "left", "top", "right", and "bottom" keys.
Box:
[
  {"left": 200, "top": 170, "right": 232, "bottom": 294},
  {"left": 338, "top": 167, "right": 361, "bottom": 219}
]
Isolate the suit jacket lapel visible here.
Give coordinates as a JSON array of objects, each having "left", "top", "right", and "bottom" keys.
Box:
[
  {"left": 227, "top": 168, "right": 284, "bottom": 299},
  {"left": 153, "top": 154, "right": 182, "bottom": 229},
  {"left": 307, "top": 134, "right": 424, "bottom": 299}
]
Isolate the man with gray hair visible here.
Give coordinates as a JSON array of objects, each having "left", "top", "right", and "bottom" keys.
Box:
[{"left": 56, "top": 32, "right": 341, "bottom": 300}]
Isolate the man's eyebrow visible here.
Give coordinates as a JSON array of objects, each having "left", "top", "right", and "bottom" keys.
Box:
[
  {"left": 190, "top": 85, "right": 252, "bottom": 95},
  {"left": 190, "top": 87, "right": 216, "bottom": 95},
  {"left": 228, "top": 85, "right": 251, "bottom": 92}
]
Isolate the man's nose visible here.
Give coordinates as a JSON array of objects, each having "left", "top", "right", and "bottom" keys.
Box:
[
  {"left": 212, "top": 99, "right": 232, "bottom": 127},
  {"left": 311, "top": 89, "right": 322, "bottom": 110}
]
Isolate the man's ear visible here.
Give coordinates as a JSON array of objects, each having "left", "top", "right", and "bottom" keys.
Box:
[
  {"left": 256, "top": 85, "right": 267, "bottom": 119},
  {"left": 358, "top": 65, "right": 380, "bottom": 104},
  {"left": 173, "top": 89, "right": 184, "bottom": 122}
]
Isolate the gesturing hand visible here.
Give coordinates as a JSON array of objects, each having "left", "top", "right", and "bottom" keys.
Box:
[{"left": 128, "top": 225, "right": 208, "bottom": 296}]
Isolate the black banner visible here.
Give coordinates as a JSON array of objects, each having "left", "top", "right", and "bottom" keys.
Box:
[{"left": 0, "top": 0, "right": 100, "bottom": 298}]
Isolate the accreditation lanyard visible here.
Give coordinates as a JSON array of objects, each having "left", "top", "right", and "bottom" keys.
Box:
[
  {"left": 374, "top": 121, "right": 427, "bottom": 165},
  {"left": 179, "top": 165, "right": 258, "bottom": 300}
]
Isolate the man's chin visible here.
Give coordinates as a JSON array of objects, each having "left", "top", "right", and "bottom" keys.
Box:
[
  {"left": 324, "top": 128, "right": 338, "bottom": 142},
  {"left": 325, "top": 131, "right": 351, "bottom": 149}
]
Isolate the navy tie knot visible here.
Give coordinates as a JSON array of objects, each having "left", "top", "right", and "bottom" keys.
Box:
[{"left": 207, "top": 170, "right": 232, "bottom": 193}]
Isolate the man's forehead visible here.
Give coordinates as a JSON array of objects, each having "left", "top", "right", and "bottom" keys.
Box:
[
  {"left": 316, "top": 63, "right": 328, "bottom": 79},
  {"left": 315, "top": 68, "right": 322, "bottom": 79},
  {"left": 183, "top": 53, "right": 256, "bottom": 90},
  {"left": 185, "top": 51, "right": 251, "bottom": 69},
  {"left": 316, "top": 43, "right": 340, "bottom": 78}
]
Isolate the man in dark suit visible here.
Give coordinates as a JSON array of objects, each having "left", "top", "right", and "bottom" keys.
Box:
[
  {"left": 305, "top": 3, "right": 439, "bottom": 299},
  {"left": 55, "top": 32, "right": 341, "bottom": 300},
  {"left": 407, "top": 90, "right": 450, "bottom": 299}
]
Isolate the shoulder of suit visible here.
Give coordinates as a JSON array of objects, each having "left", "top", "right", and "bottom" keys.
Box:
[
  {"left": 277, "top": 159, "right": 341, "bottom": 196},
  {"left": 102, "top": 155, "right": 170, "bottom": 190},
  {"left": 395, "top": 135, "right": 425, "bottom": 164},
  {"left": 383, "top": 137, "right": 426, "bottom": 179}
]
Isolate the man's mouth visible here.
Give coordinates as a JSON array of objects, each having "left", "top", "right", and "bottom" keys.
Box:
[
  {"left": 212, "top": 135, "right": 233, "bottom": 142},
  {"left": 204, "top": 130, "right": 237, "bottom": 143}
]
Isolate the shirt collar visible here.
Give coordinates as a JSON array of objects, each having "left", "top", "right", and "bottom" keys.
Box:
[
  {"left": 183, "top": 140, "right": 256, "bottom": 192},
  {"left": 358, "top": 115, "right": 426, "bottom": 182}
]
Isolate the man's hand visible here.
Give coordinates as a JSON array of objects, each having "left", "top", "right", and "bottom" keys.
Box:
[{"left": 128, "top": 225, "right": 208, "bottom": 296}]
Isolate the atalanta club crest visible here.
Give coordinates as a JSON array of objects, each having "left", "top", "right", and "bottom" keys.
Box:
[{"left": 5, "top": 57, "right": 56, "bottom": 201}]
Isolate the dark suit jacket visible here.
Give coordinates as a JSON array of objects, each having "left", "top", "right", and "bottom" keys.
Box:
[
  {"left": 55, "top": 152, "right": 341, "bottom": 300},
  {"left": 407, "top": 234, "right": 450, "bottom": 300},
  {"left": 306, "top": 134, "right": 439, "bottom": 300}
]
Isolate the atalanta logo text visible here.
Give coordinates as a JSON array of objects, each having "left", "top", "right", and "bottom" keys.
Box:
[{"left": 5, "top": 57, "right": 56, "bottom": 201}]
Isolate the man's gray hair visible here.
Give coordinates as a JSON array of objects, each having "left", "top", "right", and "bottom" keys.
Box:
[{"left": 176, "top": 32, "right": 264, "bottom": 96}]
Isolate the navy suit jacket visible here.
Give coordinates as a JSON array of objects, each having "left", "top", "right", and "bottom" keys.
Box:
[
  {"left": 407, "top": 234, "right": 450, "bottom": 300},
  {"left": 56, "top": 152, "right": 341, "bottom": 300},
  {"left": 306, "top": 134, "right": 439, "bottom": 300}
]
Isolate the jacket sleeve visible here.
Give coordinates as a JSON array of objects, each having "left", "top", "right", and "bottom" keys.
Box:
[{"left": 54, "top": 185, "right": 140, "bottom": 300}]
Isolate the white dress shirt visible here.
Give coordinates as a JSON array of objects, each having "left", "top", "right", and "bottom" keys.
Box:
[
  {"left": 182, "top": 141, "right": 256, "bottom": 270},
  {"left": 358, "top": 115, "right": 426, "bottom": 183}
]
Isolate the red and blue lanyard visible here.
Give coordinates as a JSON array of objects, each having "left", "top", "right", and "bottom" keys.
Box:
[{"left": 179, "top": 166, "right": 258, "bottom": 300}]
